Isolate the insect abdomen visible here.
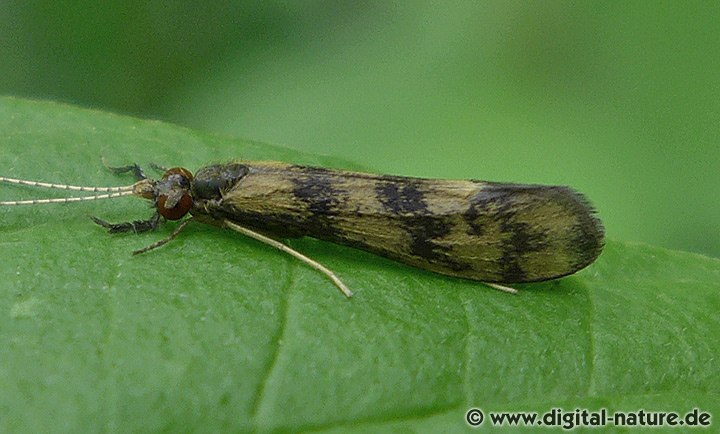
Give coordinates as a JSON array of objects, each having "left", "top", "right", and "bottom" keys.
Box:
[{"left": 201, "top": 162, "right": 604, "bottom": 283}]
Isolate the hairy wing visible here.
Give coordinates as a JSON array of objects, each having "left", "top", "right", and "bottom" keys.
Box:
[{"left": 213, "top": 162, "right": 604, "bottom": 283}]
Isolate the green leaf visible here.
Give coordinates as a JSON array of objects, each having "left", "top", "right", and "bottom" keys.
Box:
[{"left": 1, "top": 97, "right": 718, "bottom": 432}]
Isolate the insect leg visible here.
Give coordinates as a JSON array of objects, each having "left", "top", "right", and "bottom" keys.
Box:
[
  {"left": 483, "top": 282, "right": 518, "bottom": 295},
  {"left": 223, "top": 220, "right": 353, "bottom": 298},
  {"left": 91, "top": 212, "right": 161, "bottom": 234},
  {"left": 102, "top": 158, "right": 147, "bottom": 181},
  {"left": 149, "top": 162, "right": 170, "bottom": 174},
  {"left": 132, "top": 218, "right": 193, "bottom": 255}
]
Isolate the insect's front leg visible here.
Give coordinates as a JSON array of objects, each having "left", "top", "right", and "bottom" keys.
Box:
[
  {"left": 102, "top": 158, "right": 148, "bottom": 181},
  {"left": 91, "top": 212, "right": 162, "bottom": 234},
  {"left": 149, "top": 162, "right": 170, "bottom": 174}
]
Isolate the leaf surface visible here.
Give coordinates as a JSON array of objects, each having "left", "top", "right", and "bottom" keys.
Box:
[{"left": 0, "top": 98, "right": 717, "bottom": 432}]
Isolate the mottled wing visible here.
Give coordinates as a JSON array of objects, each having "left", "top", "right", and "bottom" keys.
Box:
[{"left": 197, "top": 161, "right": 604, "bottom": 283}]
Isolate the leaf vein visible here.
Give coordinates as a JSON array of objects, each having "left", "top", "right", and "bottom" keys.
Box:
[{"left": 249, "top": 260, "right": 295, "bottom": 426}]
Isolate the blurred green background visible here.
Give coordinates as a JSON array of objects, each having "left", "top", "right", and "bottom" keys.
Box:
[{"left": 1, "top": 1, "right": 718, "bottom": 257}]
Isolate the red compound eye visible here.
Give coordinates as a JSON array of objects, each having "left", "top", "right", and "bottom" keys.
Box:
[
  {"left": 163, "top": 167, "right": 194, "bottom": 181},
  {"left": 156, "top": 167, "right": 194, "bottom": 220},
  {"left": 157, "top": 192, "right": 192, "bottom": 220}
]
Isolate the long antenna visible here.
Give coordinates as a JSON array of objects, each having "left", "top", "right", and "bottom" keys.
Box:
[
  {"left": 0, "top": 176, "right": 134, "bottom": 192},
  {"left": 0, "top": 175, "right": 137, "bottom": 206}
]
